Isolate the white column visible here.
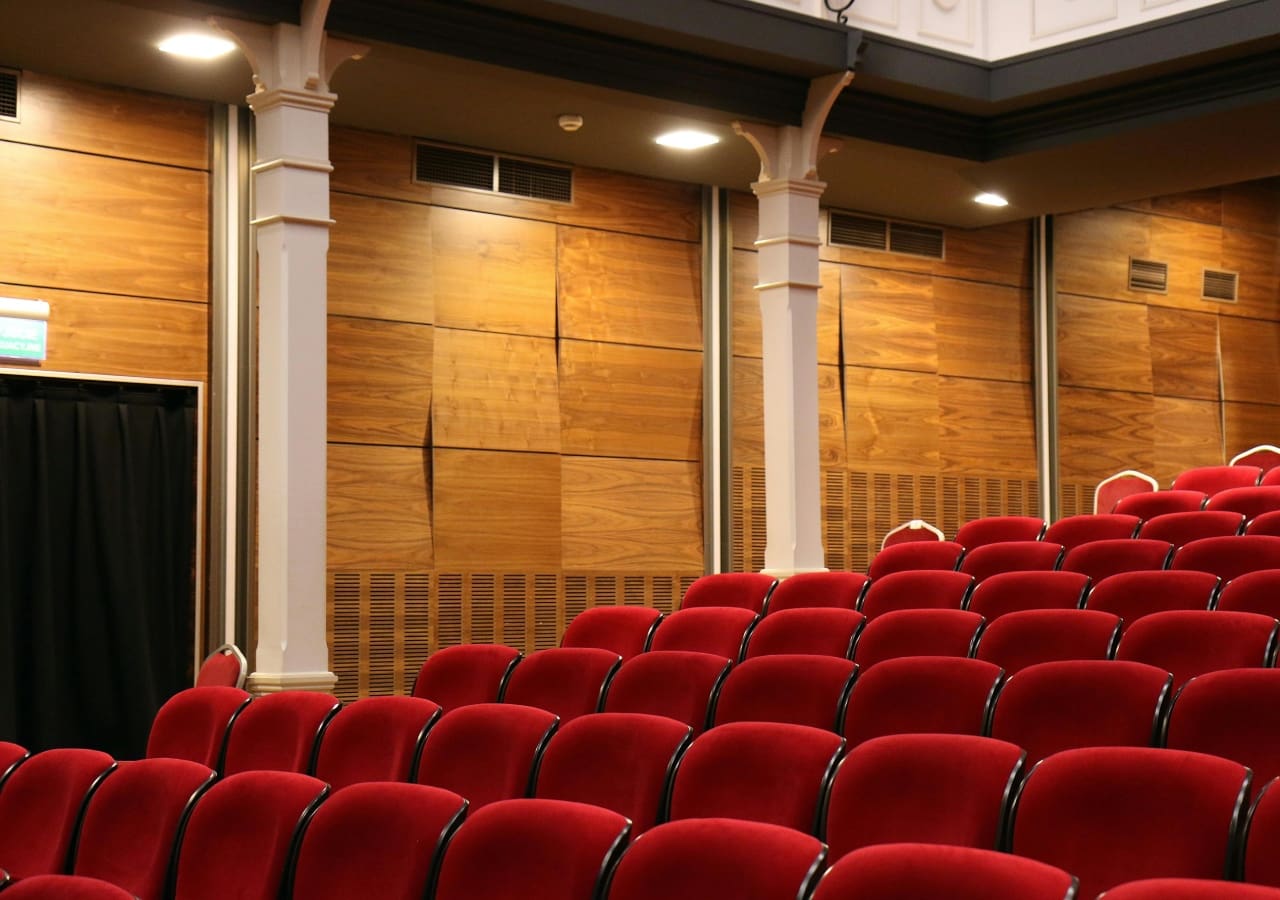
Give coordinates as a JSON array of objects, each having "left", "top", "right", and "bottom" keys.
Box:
[
  {"left": 214, "top": 3, "right": 366, "bottom": 694},
  {"left": 734, "top": 71, "right": 852, "bottom": 578}
]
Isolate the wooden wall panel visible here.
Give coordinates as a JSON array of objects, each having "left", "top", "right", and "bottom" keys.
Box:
[
  {"left": 938, "top": 377, "right": 1036, "bottom": 476},
  {"left": 935, "top": 280, "right": 1030, "bottom": 383},
  {"left": 559, "top": 167, "right": 700, "bottom": 242},
  {"left": 0, "top": 141, "right": 207, "bottom": 302},
  {"left": 732, "top": 358, "right": 844, "bottom": 468},
  {"left": 561, "top": 457, "right": 702, "bottom": 570},
  {"left": 1222, "top": 179, "right": 1280, "bottom": 235},
  {"left": 1146, "top": 215, "right": 1224, "bottom": 310},
  {"left": 328, "top": 316, "right": 432, "bottom": 446},
  {"left": 1223, "top": 229, "right": 1280, "bottom": 321},
  {"left": 730, "top": 192, "right": 759, "bottom": 250},
  {"left": 558, "top": 229, "right": 701, "bottom": 349},
  {"left": 841, "top": 266, "right": 937, "bottom": 373},
  {"left": 1153, "top": 396, "right": 1224, "bottom": 483},
  {"left": 431, "top": 206, "right": 556, "bottom": 336},
  {"left": 330, "top": 128, "right": 419, "bottom": 202},
  {"left": 732, "top": 252, "right": 839, "bottom": 363},
  {"left": 559, "top": 340, "right": 701, "bottom": 461},
  {"left": 432, "top": 328, "right": 560, "bottom": 452},
  {"left": 1057, "top": 387, "right": 1155, "bottom": 480},
  {"left": 433, "top": 449, "right": 561, "bottom": 569},
  {"left": 845, "top": 366, "right": 941, "bottom": 472},
  {"left": 1055, "top": 208, "right": 1149, "bottom": 302},
  {"left": 1148, "top": 307, "right": 1220, "bottom": 401},
  {"left": 1120, "top": 188, "right": 1223, "bottom": 225},
  {"left": 329, "top": 444, "right": 432, "bottom": 569},
  {"left": 1057, "top": 294, "right": 1153, "bottom": 393},
  {"left": 328, "top": 192, "right": 432, "bottom": 324},
  {"left": 1226, "top": 402, "right": 1280, "bottom": 457},
  {"left": 1220, "top": 316, "right": 1280, "bottom": 404},
  {"left": 818, "top": 364, "right": 847, "bottom": 468}
]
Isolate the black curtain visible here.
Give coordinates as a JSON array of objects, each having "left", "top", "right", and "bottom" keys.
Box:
[{"left": 0, "top": 376, "right": 197, "bottom": 759}]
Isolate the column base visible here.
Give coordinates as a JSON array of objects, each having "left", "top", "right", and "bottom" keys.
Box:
[
  {"left": 761, "top": 566, "right": 830, "bottom": 580},
  {"left": 247, "top": 670, "right": 339, "bottom": 695}
]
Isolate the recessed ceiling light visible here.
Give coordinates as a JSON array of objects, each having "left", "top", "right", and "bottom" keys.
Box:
[
  {"left": 158, "top": 33, "right": 237, "bottom": 60},
  {"left": 974, "top": 192, "right": 1009, "bottom": 207},
  {"left": 655, "top": 129, "right": 720, "bottom": 150}
]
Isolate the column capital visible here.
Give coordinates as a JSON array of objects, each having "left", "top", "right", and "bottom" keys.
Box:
[{"left": 734, "top": 70, "right": 853, "bottom": 183}]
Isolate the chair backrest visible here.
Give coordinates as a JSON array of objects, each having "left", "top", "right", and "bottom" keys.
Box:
[
  {"left": 312, "top": 695, "right": 441, "bottom": 789},
  {"left": 668, "top": 721, "right": 845, "bottom": 834},
  {"left": 1103, "top": 878, "right": 1280, "bottom": 899},
  {"left": 841, "top": 656, "right": 1004, "bottom": 747},
  {"left": 171, "top": 770, "right": 329, "bottom": 900},
  {"left": 601, "top": 650, "right": 731, "bottom": 734},
  {"left": 1061, "top": 538, "right": 1174, "bottom": 581},
  {"left": 1043, "top": 513, "right": 1141, "bottom": 550},
  {"left": 812, "top": 843, "right": 1077, "bottom": 900},
  {"left": 0, "top": 875, "right": 139, "bottom": 899},
  {"left": 1219, "top": 569, "right": 1280, "bottom": 617},
  {"left": 1114, "top": 489, "right": 1209, "bottom": 518},
  {"left": 975, "top": 609, "right": 1122, "bottom": 675},
  {"left": 1010, "top": 746, "right": 1250, "bottom": 899},
  {"left": 1173, "top": 464, "right": 1263, "bottom": 495},
  {"left": 959, "top": 542, "right": 1064, "bottom": 582},
  {"left": 823, "top": 733, "right": 1024, "bottom": 863},
  {"left": 1266, "top": 468, "right": 1280, "bottom": 487},
  {"left": 195, "top": 643, "right": 247, "bottom": 689},
  {"left": 648, "top": 607, "right": 759, "bottom": 660},
  {"left": 1244, "top": 777, "right": 1280, "bottom": 888},
  {"left": 881, "top": 518, "right": 945, "bottom": 549},
  {"left": 745, "top": 607, "right": 865, "bottom": 659},
  {"left": 605, "top": 817, "right": 828, "bottom": 900},
  {"left": 989, "top": 659, "right": 1171, "bottom": 766},
  {"left": 859, "top": 570, "right": 975, "bottom": 621},
  {"left": 1232, "top": 445, "right": 1280, "bottom": 472},
  {"left": 712, "top": 654, "right": 858, "bottom": 731},
  {"left": 411, "top": 644, "right": 522, "bottom": 710},
  {"left": 964, "top": 570, "right": 1091, "bottom": 620},
  {"left": 500, "top": 647, "right": 622, "bottom": 724},
  {"left": 146, "top": 686, "right": 251, "bottom": 770},
  {"left": 867, "top": 541, "right": 965, "bottom": 580},
  {"left": 73, "top": 758, "right": 215, "bottom": 900},
  {"left": 415, "top": 703, "right": 558, "bottom": 810},
  {"left": 433, "top": 798, "right": 630, "bottom": 900},
  {"left": 535, "top": 712, "right": 692, "bottom": 838},
  {"left": 852, "top": 609, "right": 984, "bottom": 668},
  {"left": 0, "top": 741, "right": 29, "bottom": 787},
  {"left": 1172, "top": 535, "right": 1280, "bottom": 580},
  {"left": 1138, "top": 510, "right": 1246, "bottom": 547},
  {"left": 1086, "top": 570, "right": 1221, "bottom": 624},
  {"left": 680, "top": 572, "right": 777, "bottom": 613},
  {"left": 766, "top": 571, "right": 870, "bottom": 613},
  {"left": 220, "top": 690, "right": 340, "bottom": 776},
  {"left": 289, "top": 782, "right": 467, "bottom": 900},
  {"left": 1115, "top": 609, "right": 1279, "bottom": 687},
  {"left": 1096, "top": 469, "right": 1159, "bottom": 515},
  {"left": 1206, "top": 486, "right": 1280, "bottom": 522},
  {"left": 1248, "top": 511, "right": 1280, "bottom": 537},
  {"left": 560, "top": 606, "right": 662, "bottom": 660},
  {"left": 0, "top": 749, "right": 115, "bottom": 878},
  {"left": 1166, "top": 668, "right": 1280, "bottom": 793},
  {"left": 956, "top": 516, "right": 1047, "bottom": 549}
]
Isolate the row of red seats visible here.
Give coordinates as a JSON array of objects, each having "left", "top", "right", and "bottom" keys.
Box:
[{"left": 1096, "top": 451, "right": 1280, "bottom": 513}]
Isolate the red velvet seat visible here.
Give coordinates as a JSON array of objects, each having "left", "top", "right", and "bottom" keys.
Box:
[
  {"left": 1061, "top": 538, "right": 1174, "bottom": 581},
  {"left": 602, "top": 650, "right": 731, "bottom": 734},
  {"left": 1104, "top": 879, "right": 1280, "bottom": 899},
  {"left": 1138, "top": 510, "right": 1245, "bottom": 547},
  {"left": 0, "top": 876, "right": 138, "bottom": 899},
  {"left": 975, "top": 609, "right": 1122, "bottom": 674},
  {"left": 1165, "top": 668, "right": 1280, "bottom": 793},
  {"left": 765, "top": 571, "right": 869, "bottom": 612},
  {"left": 955, "top": 515, "right": 1047, "bottom": 549},
  {"left": 411, "top": 644, "right": 522, "bottom": 711},
  {"left": 1248, "top": 511, "right": 1280, "bottom": 537},
  {"left": 680, "top": 572, "right": 777, "bottom": 613},
  {"left": 1267, "top": 468, "right": 1280, "bottom": 487},
  {"left": 1172, "top": 535, "right": 1280, "bottom": 581},
  {"left": 195, "top": 643, "right": 247, "bottom": 689},
  {"left": 1085, "top": 570, "right": 1221, "bottom": 625},
  {"left": 1206, "top": 486, "right": 1280, "bottom": 522},
  {"left": 965, "top": 570, "right": 1090, "bottom": 620},
  {"left": 712, "top": 654, "right": 858, "bottom": 731},
  {"left": 1114, "top": 489, "right": 1208, "bottom": 518},
  {"left": 989, "top": 659, "right": 1171, "bottom": 766},
  {"left": 605, "top": 817, "right": 827, "bottom": 900},
  {"left": 1010, "top": 746, "right": 1251, "bottom": 899},
  {"left": 851, "top": 609, "right": 984, "bottom": 668},
  {"left": 145, "top": 686, "right": 250, "bottom": 770},
  {"left": 813, "top": 843, "right": 1077, "bottom": 900},
  {"left": 0, "top": 741, "right": 28, "bottom": 786},
  {"left": 648, "top": 607, "right": 758, "bottom": 661},
  {"left": 1218, "top": 570, "right": 1280, "bottom": 617},
  {"left": 959, "top": 541, "right": 1064, "bottom": 582},
  {"left": 289, "top": 782, "right": 467, "bottom": 900},
  {"left": 867, "top": 541, "right": 965, "bottom": 580},
  {"left": 859, "top": 570, "right": 975, "bottom": 621},
  {"left": 560, "top": 606, "right": 662, "bottom": 660},
  {"left": 744, "top": 607, "right": 865, "bottom": 659},
  {"left": 1173, "top": 464, "right": 1263, "bottom": 495},
  {"left": 823, "top": 733, "right": 1025, "bottom": 862},
  {"left": 1245, "top": 777, "right": 1280, "bottom": 888},
  {"left": 842, "top": 656, "right": 1004, "bottom": 747},
  {"left": 535, "top": 712, "right": 691, "bottom": 838},
  {"left": 1043, "top": 513, "right": 1141, "bottom": 550},
  {"left": 312, "top": 695, "right": 441, "bottom": 789},
  {"left": 668, "top": 721, "right": 845, "bottom": 834},
  {"left": 1233, "top": 445, "right": 1280, "bottom": 473},
  {"left": 433, "top": 798, "right": 630, "bottom": 900},
  {"left": 501, "top": 647, "right": 622, "bottom": 724},
  {"left": 220, "top": 689, "right": 340, "bottom": 776},
  {"left": 1114, "top": 609, "right": 1279, "bottom": 687},
  {"left": 0, "top": 748, "right": 115, "bottom": 878},
  {"left": 1096, "top": 469, "right": 1159, "bottom": 515}
]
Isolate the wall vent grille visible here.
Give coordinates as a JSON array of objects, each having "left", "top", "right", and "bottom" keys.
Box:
[
  {"left": 1129, "top": 258, "right": 1169, "bottom": 293},
  {"left": 829, "top": 211, "right": 945, "bottom": 259},
  {"left": 415, "top": 141, "right": 573, "bottom": 202},
  {"left": 889, "top": 222, "right": 945, "bottom": 259},
  {"left": 498, "top": 157, "right": 572, "bottom": 202},
  {"left": 0, "top": 69, "right": 18, "bottom": 121},
  {"left": 415, "top": 143, "right": 495, "bottom": 191},
  {"left": 1202, "top": 269, "right": 1238, "bottom": 302}
]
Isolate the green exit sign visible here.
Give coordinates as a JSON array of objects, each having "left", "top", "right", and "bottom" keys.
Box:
[{"left": 0, "top": 298, "right": 50, "bottom": 362}]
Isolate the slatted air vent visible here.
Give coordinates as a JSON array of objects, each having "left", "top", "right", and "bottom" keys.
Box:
[
  {"left": 1203, "top": 269, "right": 1238, "bottom": 302},
  {"left": 498, "top": 157, "right": 572, "bottom": 202},
  {"left": 829, "top": 213, "right": 888, "bottom": 250},
  {"left": 889, "top": 221, "right": 946, "bottom": 259},
  {"left": 414, "top": 141, "right": 573, "bottom": 202},
  {"left": 0, "top": 69, "right": 18, "bottom": 121},
  {"left": 415, "top": 143, "right": 494, "bottom": 190},
  {"left": 1128, "top": 258, "right": 1168, "bottom": 293}
]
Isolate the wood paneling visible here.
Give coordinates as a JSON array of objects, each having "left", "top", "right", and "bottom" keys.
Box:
[
  {"left": 732, "top": 358, "right": 844, "bottom": 468},
  {"left": 432, "top": 328, "right": 560, "bottom": 452},
  {"left": 939, "top": 377, "right": 1036, "bottom": 476},
  {"left": 0, "top": 71, "right": 208, "bottom": 169},
  {"left": 1220, "top": 316, "right": 1280, "bottom": 404},
  {"left": 558, "top": 167, "right": 700, "bottom": 242},
  {"left": 1223, "top": 180, "right": 1280, "bottom": 236},
  {"left": 818, "top": 364, "right": 847, "bottom": 468},
  {"left": 841, "top": 266, "right": 937, "bottom": 373},
  {"left": 845, "top": 366, "right": 941, "bottom": 472},
  {"left": 329, "top": 444, "right": 432, "bottom": 569},
  {"left": 1120, "top": 188, "right": 1223, "bottom": 226},
  {"left": 1057, "top": 294, "right": 1153, "bottom": 393},
  {"left": 1148, "top": 307, "right": 1220, "bottom": 401},
  {"left": 730, "top": 192, "right": 759, "bottom": 250},
  {"left": 935, "top": 279, "right": 1030, "bottom": 383},
  {"left": 1225, "top": 401, "right": 1280, "bottom": 458},
  {"left": 1153, "top": 396, "right": 1224, "bottom": 483},
  {"left": 330, "top": 128, "right": 419, "bottom": 202},
  {"left": 328, "top": 192, "right": 432, "bottom": 324},
  {"left": 433, "top": 449, "right": 561, "bottom": 569},
  {"left": 328, "top": 316, "right": 432, "bottom": 446},
  {"left": 559, "top": 340, "right": 701, "bottom": 461},
  {"left": 561, "top": 457, "right": 702, "bottom": 570},
  {"left": 1057, "top": 387, "right": 1155, "bottom": 480},
  {"left": 1055, "top": 208, "right": 1149, "bottom": 302},
  {"left": 1147, "top": 215, "right": 1224, "bottom": 310},
  {"left": 0, "top": 141, "right": 207, "bottom": 302},
  {"left": 431, "top": 206, "right": 556, "bottom": 336},
  {"left": 732, "top": 252, "right": 839, "bottom": 363},
  {"left": 558, "top": 228, "right": 701, "bottom": 349},
  {"left": 1223, "top": 229, "right": 1280, "bottom": 322}
]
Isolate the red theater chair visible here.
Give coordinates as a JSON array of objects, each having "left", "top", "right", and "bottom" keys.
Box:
[
  {"left": 965, "top": 570, "right": 1090, "bottom": 620},
  {"left": 975, "top": 609, "right": 1122, "bottom": 675},
  {"left": 1115, "top": 489, "right": 1209, "bottom": 518},
  {"left": 194, "top": 643, "right": 247, "bottom": 689},
  {"left": 648, "top": 607, "right": 758, "bottom": 660},
  {"left": 851, "top": 608, "right": 984, "bottom": 668},
  {"left": 1085, "top": 570, "right": 1221, "bottom": 625},
  {"left": 602, "top": 650, "right": 731, "bottom": 735},
  {"left": 744, "top": 607, "right": 865, "bottom": 659},
  {"left": 220, "top": 689, "right": 340, "bottom": 776},
  {"left": 1114, "top": 609, "right": 1279, "bottom": 687},
  {"left": 145, "top": 686, "right": 250, "bottom": 770},
  {"left": 711, "top": 654, "right": 858, "bottom": 731},
  {"left": 679, "top": 572, "right": 777, "bottom": 613},
  {"left": 1165, "top": 668, "right": 1280, "bottom": 793},
  {"left": 765, "top": 571, "right": 869, "bottom": 612},
  {"left": 0, "top": 748, "right": 115, "bottom": 879},
  {"left": 0, "top": 876, "right": 139, "bottom": 899},
  {"left": 1248, "top": 511, "right": 1280, "bottom": 536},
  {"left": 1218, "top": 570, "right": 1280, "bottom": 617},
  {"left": 881, "top": 518, "right": 945, "bottom": 548},
  {"left": 1101, "top": 879, "right": 1280, "bottom": 899},
  {"left": 312, "top": 695, "right": 441, "bottom": 788},
  {"left": 867, "top": 540, "right": 965, "bottom": 579},
  {"left": 955, "top": 515, "right": 1047, "bottom": 549},
  {"left": 1061, "top": 538, "right": 1173, "bottom": 581},
  {"left": 858, "top": 570, "right": 975, "bottom": 621},
  {"left": 1095, "top": 469, "right": 1159, "bottom": 515},
  {"left": 560, "top": 606, "right": 662, "bottom": 660},
  {"left": 411, "top": 644, "right": 521, "bottom": 711},
  {"left": 959, "top": 542, "right": 1064, "bottom": 582},
  {"left": 1043, "top": 513, "right": 1141, "bottom": 550},
  {"left": 1172, "top": 464, "right": 1263, "bottom": 495},
  {"left": 500, "top": 647, "right": 622, "bottom": 724},
  {"left": 841, "top": 656, "right": 1004, "bottom": 747},
  {"left": 1206, "top": 486, "right": 1280, "bottom": 522},
  {"left": 1138, "top": 510, "right": 1246, "bottom": 547},
  {"left": 1172, "top": 535, "right": 1280, "bottom": 580}
]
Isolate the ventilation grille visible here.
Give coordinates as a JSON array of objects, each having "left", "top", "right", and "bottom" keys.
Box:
[
  {"left": 889, "top": 222, "right": 945, "bottom": 259},
  {"left": 1129, "top": 258, "right": 1168, "bottom": 293},
  {"left": 0, "top": 69, "right": 18, "bottom": 121},
  {"left": 829, "top": 211, "right": 945, "bottom": 259},
  {"left": 829, "top": 213, "right": 888, "bottom": 250},
  {"left": 1202, "top": 269, "right": 1238, "bottom": 302},
  {"left": 415, "top": 141, "right": 572, "bottom": 202}
]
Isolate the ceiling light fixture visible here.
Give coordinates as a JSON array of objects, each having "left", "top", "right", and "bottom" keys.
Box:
[
  {"left": 655, "top": 129, "right": 720, "bottom": 150},
  {"left": 158, "top": 33, "right": 237, "bottom": 60},
  {"left": 974, "top": 192, "right": 1010, "bottom": 207}
]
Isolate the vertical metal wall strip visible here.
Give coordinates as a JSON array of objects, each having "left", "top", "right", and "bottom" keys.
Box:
[
  {"left": 235, "top": 106, "right": 255, "bottom": 654},
  {"left": 1032, "top": 215, "right": 1060, "bottom": 520},
  {"left": 702, "top": 186, "right": 733, "bottom": 572}
]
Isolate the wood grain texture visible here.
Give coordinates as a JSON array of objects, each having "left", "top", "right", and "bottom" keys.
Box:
[
  {"left": 1057, "top": 387, "right": 1155, "bottom": 480},
  {"left": 1120, "top": 188, "right": 1223, "bottom": 226},
  {"left": 1146, "top": 215, "right": 1224, "bottom": 310},
  {"left": 1223, "top": 229, "right": 1279, "bottom": 322},
  {"left": 1056, "top": 294, "right": 1153, "bottom": 393},
  {"left": 733, "top": 251, "right": 839, "bottom": 363},
  {"left": 730, "top": 191, "right": 759, "bottom": 250},
  {"left": 0, "top": 141, "right": 207, "bottom": 302},
  {"left": 433, "top": 449, "right": 561, "bottom": 569},
  {"left": 1147, "top": 307, "right": 1220, "bottom": 401},
  {"left": 329, "top": 444, "right": 432, "bottom": 569},
  {"left": 561, "top": 456, "right": 702, "bottom": 570},
  {"left": 1222, "top": 179, "right": 1280, "bottom": 236},
  {"left": 330, "top": 127, "right": 419, "bottom": 201},
  {"left": 1225, "top": 401, "right": 1280, "bottom": 459},
  {"left": 558, "top": 340, "right": 701, "bottom": 461},
  {"left": 328, "top": 316, "right": 432, "bottom": 446},
  {"left": 841, "top": 265, "right": 937, "bottom": 373},
  {"left": 1055, "top": 207, "right": 1149, "bottom": 302},
  {"left": 939, "top": 377, "right": 1036, "bottom": 476},
  {"left": 0, "top": 71, "right": 209, "bottom": 170},
  {"left": 935, "top": 279, "right": 1031, "bottom": 383},
  {"left": 431, "top": 206, "right": 556, "bottom": 336},
  {"left": 328, "top": 192, "right": 432, "bottom": 323},
  {"left": 1153, "top": 396, "right": 1225, "bottom": 483},
  {"left": 1220, "top": 316, "right": 1280, "bottom": 404},
  {"left": 845, "top": 366, "right": 941, "bottom": 472},
  {"left": 558, "top": 228, "right": 701, "bottom": 350},
  {"left": 557, "top": 166, "right": 700, "bottom": 242},
  {"left": 818, "top": 363, "right": 847, "bottom": 468},
  {"left": 731, "top": 357, "right": 844, "bottom": 468},
  {"left": 431, "top": 328, "right": 560, "bottom": 452}
]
